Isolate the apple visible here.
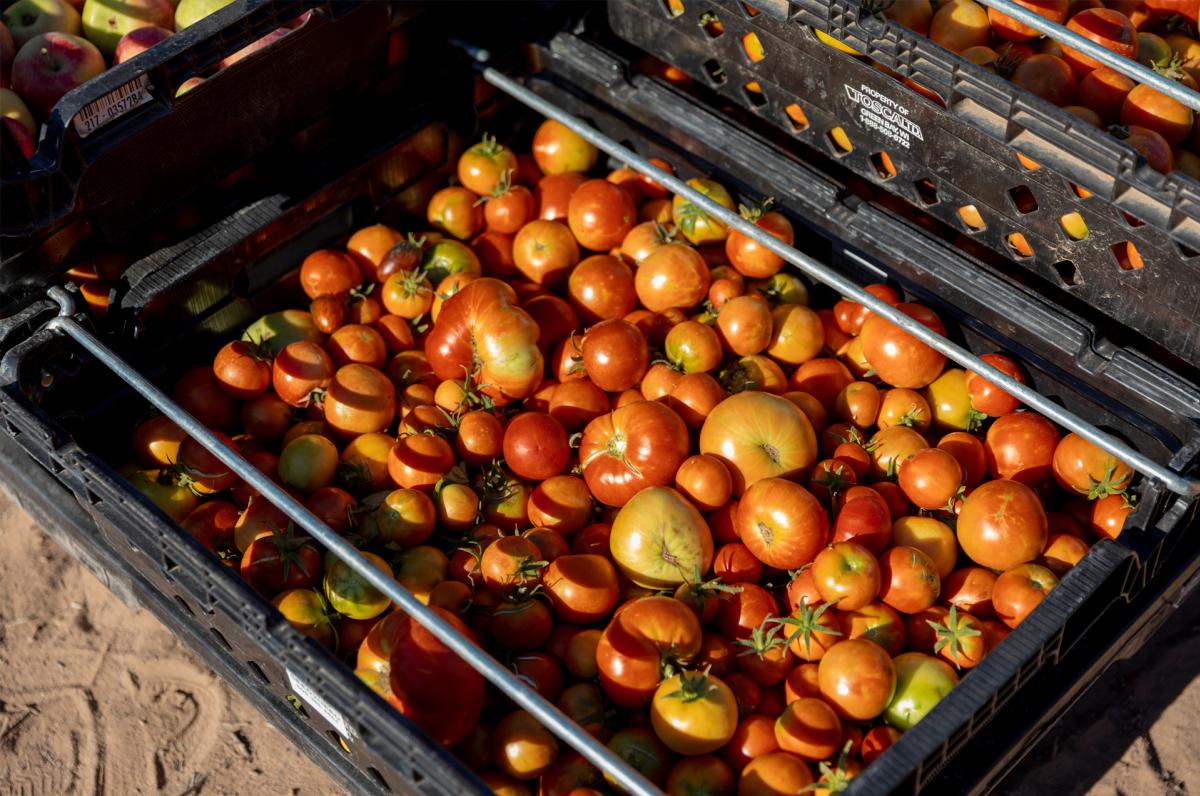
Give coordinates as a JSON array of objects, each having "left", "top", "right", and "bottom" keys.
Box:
[
  {"left": 112, "top": 23, "right": 169, "bottom": 64},
  {"left": 0, "top": 87, "right": 36, "bottom": 136},
  {"left": 2, "top": 115, "right": 35, "bottom": 157},
  {"left": 219, "top": 26, "right": 289, "bottom": 69},
  {"left": 2, "top": 0, "right": 82, "bottom": 49},
  {"left": 82, "top": 0, "right": 173, "bottom": 57},
  {"left": 11, "top": 32, "right": 104, "bottom": 115},
  {"left": 1, "top": 23, "right": 15, "bottom": 87},
  {"left": 173, "top": 0, "right": 232, "bottom": 31}
]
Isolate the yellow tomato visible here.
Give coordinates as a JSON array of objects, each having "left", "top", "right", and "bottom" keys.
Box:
[
  {"left": 891, "top": 516, "right": 957, "bottom": 579},
  {"left": 672, "top": 178, "right": 735, "bottom": 244},
  {"left": 650, "top": 670, "right": 739, "bottom": 755},
  {"left": 128, "top": 469, "right": 198, "bottom": 522},
  {"left": 922, "top": 368, "right": 985, "bottom": 433}
]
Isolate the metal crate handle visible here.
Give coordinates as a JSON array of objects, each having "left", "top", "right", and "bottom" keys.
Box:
[
  {"left": 40, "top": 287, "right": 663, "bottom": 796},
  {"left": 472, "top": 59, "right": 1200, "bottom": 499}
]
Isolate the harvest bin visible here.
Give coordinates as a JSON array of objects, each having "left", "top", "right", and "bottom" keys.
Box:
[
  {"left": 0, "top": 9, "right": 1198, "bottom": 796},
  {"left": 0, "top": 0, "right": 417, "bottom": 285},
  {"left": 608, "top": 0, "right": 1200, "bottom": 366}
]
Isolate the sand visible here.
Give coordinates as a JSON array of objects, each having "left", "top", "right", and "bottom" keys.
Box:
[{"left": 0, "top": 486, "right": 1195, "bottom": 795}]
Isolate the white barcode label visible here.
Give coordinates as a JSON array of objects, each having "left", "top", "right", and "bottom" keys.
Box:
[
  {"left": 72, "top": 74, "right": 153, "bottom": 138},
  {"left": 286, "top": 667, "right": 357, "bottom": 741}
]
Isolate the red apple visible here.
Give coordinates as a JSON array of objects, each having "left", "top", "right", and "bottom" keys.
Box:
[
  {"left": 1, "top": 22, "right": 15, "bottom": 87},
  {"left": 218, "top": 26, "right": 289, "bottom": 69},
  {"left": 112, "top": 23, "right": 169, "bottom": 64},
  {"left": 2, "top": 115, "right": 35, "bottom": 157},
  {"left": 82, "top": 0, "right": 174, "bottom": 57},
  {"left": 0, "top": 87, "right": 36, "bottom": 135},
  {"left": 11, "top": 31, "right": 103, "bottom": 114}
]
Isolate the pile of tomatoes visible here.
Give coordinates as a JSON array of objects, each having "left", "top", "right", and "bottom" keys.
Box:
[
  {"left": 859, "top": 0, "right": 1200, "bottom": 176},
  {"left": 124, "top": 116, "right": 1139, "bottom": 796}
]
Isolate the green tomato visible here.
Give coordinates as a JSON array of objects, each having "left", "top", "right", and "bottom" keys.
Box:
[
  {"left": 278, "top": 434, "right": 339, "bottom": 494},
  {"left": 420, "top": 240, "right": 481, "bottom": 286},
  {"left": 751, "top": 271, "right": 809, "bottom": 306},
  {"left": 323, "top": 550, "right": 393, "bottom": 620},
  {"left": 243, "top": 309, "right": 323, "bottom": 356},
  {"left": 671, "top": 178, "right": 735, "bottom": 245},
  {"left": 884, "top": 652, "right": 959, "bottom": 731}
]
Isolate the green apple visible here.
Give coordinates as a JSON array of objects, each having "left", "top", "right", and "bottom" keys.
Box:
[
  {"left": 173, "top": 0, "right": 232, "bottom": 31},
  {"left": 2, "top": 0, "right": 82, "bottom": 49},
  {"left": 81, "top": 0, "right": 173, "bottom": 56}
]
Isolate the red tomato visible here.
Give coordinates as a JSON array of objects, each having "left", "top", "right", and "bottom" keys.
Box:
[
  {"left": 424, "top": 279, "right": 544, "bottom": 402},
  {"left": 716, "top": 295, "right": 774, "bottom": 356},
  {"left": 942, "top": 566, "right": 997, "bottom": 619},
  {"left": 212, "top": 341, "right": 270, "bottom": 399},
  {"left": 532, "top": 119, "right": 598, "bottom": 175},
  {"left": 675, "top": 454, "right": 734, "bottom": 512},
  {"left": 513, "top": 219, "right": 580, "bottom": 286},
  {"left": 427, "top": 186, "right": 483, "bottom": 240},
  {"left": 458, "top": 134, "right": 518, "bottom": 196},
  {"left": 485, "top": 183, "right": 536, "bottom": 235},
  {"left": 965, "top": 352, "right": 1025, "bottom": 417},
  {"left": 775, "top": 697, "right": 842, "bottom": 761},
  {"left": 790, "top": 358, "right": 854, "bottom": 411},
  {"left": 842, "top": 601, "right": 905, "bottom": 656},
  {"left": 985, "top": 411, "right": 1060, "bottom": 486},
  {"left": 897, "top": 448, "right": 964, "bottom": 510},
  {"left": 989, "top": 0, "right": 1069, "bottom": 40},
  {"left": 503, "top": 412, "right": 570, "bottom": 481},
  {"left": 567, "top": 179, "right": 637, "bottom": 252},
  {"left": 860, "top": 303, "right": 948, "bottom": 389},
  {"left": 818, "top": 638, "right": 897, "bottom": 720},
  {"left": 543, "top": 554, "right": 620, "bottom": 623},
  {"left": 957, "top": 479, "right": 1048, "bottom": 570},
  {"left": 567, "top": 255, "right": 636, "bottom": 323},
  {"left": 736, "top": 478, "right": 829, "bottom": 569},
  {"left": 725, "top": 206, "right": 795, "bottom": 279},
  {"left": 300, "top": 249, "right": 361, "bottom": 299},
  {"left": 581, "top": 319, "right": 649, "bottom": 392},
  {"left": 536, "top": 171, "right": 587, "bottom": 221},
  {"left": 173, "top": 367, "right": 238, "bottom": 430},
  {"left": 713, "top": 542, "right": 764, "bottom": 583},
  {"left": 635, "top": 243, "right": 711, "bottom": 312},
  {"left": 324, "top": 364, "right": 396, "bottom": 437},
  {"left": 878, "top": 546, "right": 941, "bottom": 614},
  {"left": 812, "top": 542, "right": 882, "bottom": 611},
  {"left": 1061, "top": 8, "right": 1139, "bottom": 77},
  {"left": 579, "top": 400, "right": 689, "bottom": 507},
  {"left": 1090, "top": 493, "right": 1134, "bottom": 540},
  {"left": 993, "top": 563, "right": 1059, "bottom": 628},
  {"left": 1052, "top": 432, "right": 1133, "bottom": 499},
  {"left": 937, "top": 431, "right": 988, "bottom": 486},
  {"left": 596, "top": 596, "right": 703, "bottom": 707}
]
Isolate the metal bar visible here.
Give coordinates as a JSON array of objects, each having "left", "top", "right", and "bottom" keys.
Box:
[
  {"left": 479, "top": 65, "right": 1200, "bottom": 498},
  {"left": 40, "top": 288, "right": 662, "bottom": 796},
  {"left": 972, "top": 0, "right": 1200, "bottom": 112}
]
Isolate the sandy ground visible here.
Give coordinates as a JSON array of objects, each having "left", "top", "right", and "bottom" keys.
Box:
[{"left": 0, "top": 486, "right": 1195, "bottom": 796}]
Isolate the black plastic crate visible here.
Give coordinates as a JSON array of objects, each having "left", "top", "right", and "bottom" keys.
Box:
[
  {"left": 0, "top": 0, "right": 410, "bottom": 281},
  {"left": 0, "top": 28, "right": 1197, "bottom": 796},
  {"left": 608, "top": 0, "right": 1200, "bottom": 366}
]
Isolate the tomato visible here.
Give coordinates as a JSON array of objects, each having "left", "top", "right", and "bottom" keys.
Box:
[
  {"left": 323, "top": 549, "right": 392, "bottom": 620},
  {"left": 723, "top": 715, "right": 779, "bottom": 772},
  {"left": 580, "top": 400, "right": 689, "bottom": 507},
  {"left": 725, "top": 205, "right": 795, "bottom": 279},
  {"left": 386, "top": 432, "right": 454, "bottom": 492},
  {"left": 994, "top": 562, "right": 1060, "bottom": 628},
  {"left": 957, "top": 479, "right": 1048, "bottom": 570},
  {"left": 1040, "top": 532, "right": 1090, "bottom": 577},
  {"left": 272, "top": 588, "right": 335, "bottom": 648},
  {"left": 636, "top": 242, "right": 711, "bottom": 312},
  {"left": 346, "top": 223, "right": 403, "bottom": 280},
  {"left": 861, "top": 726, "right": 903, "bottom": 765},
  {"left": 532, "top": 119, "right": 599, "bottom": 175},
  {"left": 672, "top": 454, "right": 732, "bottom": 513},
  {"left": 762, "top": 304, "right": 823, "bottom": 368},
  {"left": 425, "top": 279, "right": 543, "bottom": 402},
  {"left": 374, "top": 232, "right": 424, "bottom": 282},
  {"left": 484, "top": 183, "right": 536, "bottom": 237},
  {"left": 275, "top": 433, "right": 336, "bottom": 494},
  {"left": 878, "top": 546, "right": 940, "bottom": 614},
  {"left": 931, "top": 434, "right": 982, "bottom": 490},
  {"left": 1052, "top": 432, "right": 1133, "bottom": 499},
  {"left": 663, "top": 321, "right": 721, "bottom": 375},
  {"left": 715, "top": 296, "right": 773, "bottom": 356},
  {"left": 270, "top": 342, "right": 332, "bottom": 409},
  {"left": 564, "top": 254, "right": 636, "bottom": 324},
  {"left": 896, "top": 448, "right": 963, "bottom": 511},
  {"left": 210, "top": 340, "right": 269, "bottom": 400},
  {"left": 578, "top": 319, "right": 648, "bottom": 392},
  {"left": 239, "top": 393, "right": 292, "bottom": 443},
  {"left": 667, "top": 756, "right": 735, "bottom": 796},
  {"left": 132, "top": 415, "right": 187, "bottom": 468},
  {"left": 1122, "top": 83, "right": 1194, "bottom": 146},
  {"left": 739, "top": 752, "right": 814, "bottom": 795},
  {"left": 421, "top": 239, "right": 482, "bottom": 287},
  {"left": 987, "top": 0, "right": 1068, "bottom": 39},
  {"left": 173, "top": 432, "right": 237, "bottom": 496},
  {"left": 380, "top": 270, "right": 433, "bottom": 320},
  {"left": 543, "top": 554, "right": 620, "bottom": 624},
  {"left": 732, "top": 477, "right": 826, "bottom": 570},
  {"left": 332, "top": 433, "right": 391, "bottom": 496},
  {"left": 964, "top": 353, "right": 1025, "bottom": 417},
  {"left": 300, "top": 249, "right": 361, "bottom": 299},
  {"left": 833, "top": 382, "right": 879, "bottom": 430},
  {"left": 378, "top": 608, "right": 484, "bottom": 747},
  {"left": 458, "top": 134, "right": 518, "bottom": 196},
  {"left": 842, "top": 602, "right": 905, "bottom": 656},
  {"left": 812, "top": 542, "right": 881, "bottom": 611},
  {"left": 1077, "top": 65, "right": 1135, "bottom": 123},
  {"left": 711, "top": 543, "right": 761, "bottom": 585},
  {"left": 545, "top": 380, "right": 607, "bottom": 435},
  {"left": 930, "top": 0, "right": 991, "bottom": 52},
  {"left": 1012, "top": 53, "right": 1077, "bottom": 106},
  {"left": 775, "top": 599, "right": 843, "bottom": 662},
  {"left": 477, "top": 534, "right": 542, "bottom": 596},
  {"left": 173, "top": 367, "right": 238, "bottom": 430},
  {"left": 427, "top": 186, "right": 484, "bottom": 240},
  {"left": 367, "top": 488, "right": 433, "bottom": 545},
  {"left": 609, "top": 486, "right": 715, "bottom": 588},
  {"left": 496, "top": 411, "right": 567, "bottom": 482},
  {"left": 1090, "top": 492, "right": 1134, "bottom": 540},
  {"left": 672, "top": 179, "right": 735, "bottom": 244},
  {"left": 568, "top": 179, "right": 638, "bottom": 252},
  {"left": 597, "top": 596, "right": 703, "bottom": 707},
  {"left": 240, "top": 525, "right": 322, "bottom": 597},
  {"left": 487, "top": 597, "right": 554, "bottom": 651},
  {"left": 511, "top": 219, "right": 580, "bottom": 287},
  {"left": 698, "top": 392, "right": 818, "bottom": 495},
  {"left": 860, "top": 303, "right": 947, "bottom": 389},
  {"left": 884, "top": 652, "right": 958, "bottom": 730},
  {"left": 773, "top": 697, "right": 841, "bottom": 762},
  {"left": 808, "top": 458, "right": 857, "bottom": 507},
  {"left": 435, "top": 483, "right": 479, "bottom": 534},
  {"left": 790, "top": 358, "right": 854, "bottom": 411},
  {"left": 323, "top": 364, "right": 395, "bottom": 437},
  {"left": 874, "top": 388, "right": 930, "bottom": 433},
  {"left": 1062, "top": 8, "right": 1138, "bottom": 77},
  {"left": 523, "top": 476, "right": 591, "bottom": 538},
  {"left": 650, "top": 670, "right": 739, "bottom": 755},
  {"left": 889, "top": 516, "right": 955, "bottom": 580},
  {"left": 622, "top": 220, "right": 674, "bottom": 264},
  {"left": 558, "top": 682, "right": 613, "bottom": 740},
  {"left": 863, "top": 426, "right": 921, "bottom": 482},
  {"left": 815, "top": 639, "right": 897, "bottom": 722},
  {"left": 605, "top": 727, "right": 673, "bottom": 788},
  {"left": 182, "top": 500, "right": 240, "bottom": 564},
  {"left": 536, "top": 171, "right": 587, "bottom": 222},
  {"left": 985, "top": 411, "right": 1060, "bottom": 486},
  {"left": 720, "top": 354, "right": 788, "bottom": 396}
]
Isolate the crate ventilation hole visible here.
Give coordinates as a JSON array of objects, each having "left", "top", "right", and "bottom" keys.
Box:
[
  {"left": 827, "top": 127, "right": 853, "bottom": 156},
  {"left": 870, "top": 152, "right": 897, "bottom": 181},
  {"left": 783, "top": 103, "right": 809, "bottom": 132},
  {"left": 699, "top": 11, "right": 724, "bottom": 37}
]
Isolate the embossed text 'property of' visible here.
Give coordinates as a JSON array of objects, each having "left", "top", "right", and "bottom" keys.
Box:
[{"left": 844, "top": 84, "right": 924, "bottom": 149}]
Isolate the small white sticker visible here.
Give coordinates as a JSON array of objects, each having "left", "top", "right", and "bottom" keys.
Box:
[
  {"left": 72, "top": 74, "right": 153, "bottom": 138},
  {"left": 286, "top": 667, "right": 356, "bottom": 741},
  {"left": 844, "top": 83, "right": 924, "bottom": 149}
]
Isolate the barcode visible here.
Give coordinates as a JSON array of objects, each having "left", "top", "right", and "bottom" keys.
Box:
[{"left": 72, "top": 74, "right": 153, "bottom": 138}]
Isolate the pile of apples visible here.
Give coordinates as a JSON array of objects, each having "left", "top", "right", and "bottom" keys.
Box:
[{"left": 0, "top": 0, "right": 291, "bottom": 157}]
